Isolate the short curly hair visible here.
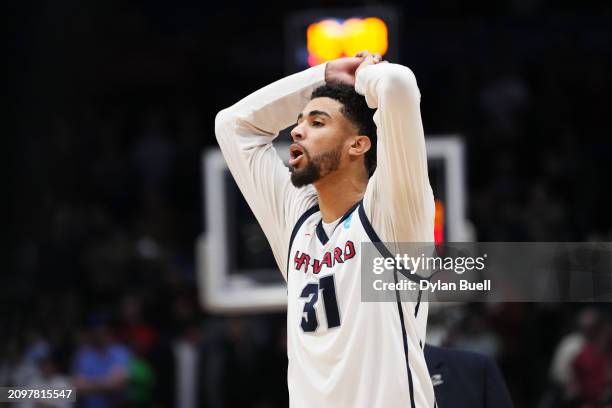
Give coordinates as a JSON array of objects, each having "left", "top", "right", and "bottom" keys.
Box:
[{"left": 311, "top": 82, "right": 377, "bottom": 177}]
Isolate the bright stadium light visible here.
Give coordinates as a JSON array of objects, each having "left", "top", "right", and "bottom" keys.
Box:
[
  {"left": 306, "top": 19, "right": 345, "bottom": 64},
  {"left": 285, "top": 7, "right": 399, "bottom": 73},
  {"left": 342, "top": 17, "right": 388, "bottom": 58},
  {"left": 306, "top": 17, "right": 389, "bottom": 66}
]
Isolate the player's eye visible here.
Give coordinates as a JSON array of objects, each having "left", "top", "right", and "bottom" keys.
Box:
[{"left": 311, "top": 120, "right": 323, "bottom": 127}]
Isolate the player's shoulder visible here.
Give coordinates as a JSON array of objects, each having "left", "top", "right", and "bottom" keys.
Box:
[{"left": 286, "top": 187, "right": 319, "bottom": 224}]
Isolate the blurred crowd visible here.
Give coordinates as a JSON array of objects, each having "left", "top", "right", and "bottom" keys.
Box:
[
  {"left": 3, "top": 290, "right": 612, "bottom": 407},
  {"left": 8, "top": 0, "right": 612, "bottom": 407},
  {"left": 1, "top": 283, "right": 292, "bottom": 408}
]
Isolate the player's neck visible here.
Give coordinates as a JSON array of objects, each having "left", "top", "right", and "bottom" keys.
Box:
[{"left": 314, "top": 171, "right": 367, "bottom": 223}]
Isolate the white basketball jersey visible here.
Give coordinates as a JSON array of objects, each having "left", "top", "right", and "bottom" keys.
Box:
[{"left": 286, "top": 201, "right": 436, "bottom": 408}]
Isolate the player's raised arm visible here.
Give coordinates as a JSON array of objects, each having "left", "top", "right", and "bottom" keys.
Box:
[
  {"left": 214, "top": 64, "right": 326, "bottom": 277},
  {"left": 356, "top": 58, "right": 435, "bottom": 243}
]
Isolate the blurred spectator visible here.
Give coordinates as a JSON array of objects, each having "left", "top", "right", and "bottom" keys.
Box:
[
  {"left": 114, "top": 295, "right": 158, "bottom": 357},
  {"left": 72, "top": 322, "right": 131, "bottom": 408},
  {"left": 125, "top": 346, "right": 155, "bottom": 408},
  {"left": 548, "top": 307, "right": 598, "bottom": 403},
  {"left": 174, "top": 320, "right": 202, "bottom": 408},
  {"left": 572, "top": 312, "right": 612, "bottom": 407},
  {"left": 10, "top": 333, "right": 50, "bottom": 387},
  {"left": 18, "top": 353, "right": 73, "bottom": 408},
  {"left": 154, "top": 318, "right": 208, "bottom": 408},
  {"left": 220, "top": 318, "right": 260, "bottom": 406}
]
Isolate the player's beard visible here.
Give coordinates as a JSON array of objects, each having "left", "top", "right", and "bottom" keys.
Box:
[{"left": 290, "top": 144, "right": 342, "bottom": 188}]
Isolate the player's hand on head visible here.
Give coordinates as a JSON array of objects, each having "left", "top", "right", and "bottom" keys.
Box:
[
  {"left": 324, "top": 56, "right": 364, "bottom": 86},
  {"left": 324, "top": 52, "right": 384, "bottom": 86}
]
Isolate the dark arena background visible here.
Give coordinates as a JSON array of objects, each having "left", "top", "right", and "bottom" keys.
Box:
[{"left": 7, "top": 0, "right": 612, "bottom": 407}]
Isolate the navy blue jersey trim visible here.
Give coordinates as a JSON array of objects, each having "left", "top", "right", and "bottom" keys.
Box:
[
  {"left": 394, "top": 268, "right": 417, "bottom": 408},
  {"left": 287, "top": 204, "right": 320, "bottom": 277},
  {"left": 358, "top": 203, "right": 416, "bottom": 408},
  {"left": 314, "top": 200, "right": 362, "bottom": 246},
  {"left": 315, "top": 221, "right": 329, "bottom": 245},
  {"left": 414, "top": 289, "right": 423, "bottom": 317}
]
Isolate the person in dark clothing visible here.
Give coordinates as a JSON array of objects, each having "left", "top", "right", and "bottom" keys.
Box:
[{"left": 424, "top": 344, "right": 513, "bottom": 408}]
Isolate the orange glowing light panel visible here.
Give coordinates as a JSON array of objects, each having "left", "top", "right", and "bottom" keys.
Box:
[{"left": 306, "top": 17, "right": 389, "bottom": 66}]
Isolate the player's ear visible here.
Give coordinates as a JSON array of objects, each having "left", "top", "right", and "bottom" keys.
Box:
[{"left": 348, "top": 135, "right": 371, "bottom": 158}]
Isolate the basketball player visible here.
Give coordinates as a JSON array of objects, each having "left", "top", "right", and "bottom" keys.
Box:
[{"left": 215, "top": 52, "right": 436, "bottom": 407}]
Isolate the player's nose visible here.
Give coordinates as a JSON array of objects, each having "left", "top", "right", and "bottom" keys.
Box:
[{"left": 290, "top": 125, "right": 304, "bottom": 142}]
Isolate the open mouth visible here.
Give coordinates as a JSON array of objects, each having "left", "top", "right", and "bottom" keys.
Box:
[{"left": 289, "top": 144, "right": 304, "bottom": 167}]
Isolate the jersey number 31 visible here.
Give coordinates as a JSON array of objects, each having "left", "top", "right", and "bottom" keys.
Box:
[{"left": 300, "top": 275, "right": 341, "bottom": 332}]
